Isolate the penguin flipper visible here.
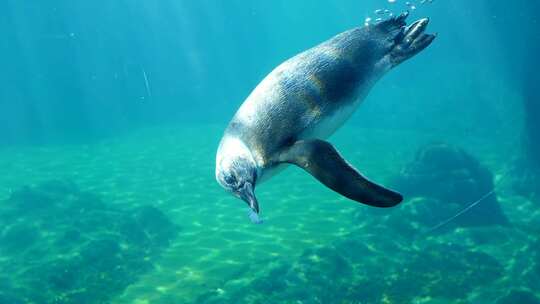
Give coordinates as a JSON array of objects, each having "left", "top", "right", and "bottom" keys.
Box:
[{"left": 279, "top": 139, "right": 403, "bottom": 207}]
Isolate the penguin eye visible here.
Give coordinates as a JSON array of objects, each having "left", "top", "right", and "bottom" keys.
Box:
[{"left": 224, "top": 175, "right": 237, "bottom": 186}]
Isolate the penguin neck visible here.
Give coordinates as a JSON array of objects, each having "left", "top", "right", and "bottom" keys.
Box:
[{"left": 216, "top": 136, "right": 261, "bottom": 178}]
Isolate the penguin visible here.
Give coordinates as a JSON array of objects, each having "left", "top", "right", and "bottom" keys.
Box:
[{"left": 216, "top": 12, "right": 435, "bottom": 216}]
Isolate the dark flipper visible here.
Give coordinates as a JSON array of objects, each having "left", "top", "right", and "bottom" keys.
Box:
[{"left": 279, "top": 139, "right": 403, "bottom": 207}]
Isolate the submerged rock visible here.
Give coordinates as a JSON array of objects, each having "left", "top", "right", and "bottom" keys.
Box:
[
  {"left": 496, "top": 290, "right": 540, "bottom": 304},
  {"left": 0, "top": 180, "right": 179, "bottom": 304},
  {"left": 7, "top": 185, "right": 56, "bottom": 211},
  {"left": 521, "top": 68, "right": 540, "bottom": 201},
  {"left": 510, "top": 157, "right": 540, "bottom": 203},
  {"left": 0, "top": 223, "right": 39, "bottom": 253},
  {"left": 393, "top": 143, "right": 508, "bottom": 230}
]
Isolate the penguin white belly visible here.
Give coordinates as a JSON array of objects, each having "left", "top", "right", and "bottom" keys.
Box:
[{"left": 300, "top": 99, "right": 360, "bottom": 140}]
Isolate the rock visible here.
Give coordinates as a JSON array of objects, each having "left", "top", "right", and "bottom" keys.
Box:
[
  {"left": 134, "top": 205, "right": 178, "bottom": 247},
  {"left": 7, "top": 185, "right": 56, "bottom": 211},
  {"left": 0, "top": 181, "right": 179, "bottom": 304},
  {"left": 334, "top": 239, "right": 374, "bottom": 264},
  {"left": 79, "top": 239, "right": 122, "bottom": 270},
  {"left": 226, "top": 244, "right": 356, "bottom": 304},
  {"left": 250, "top": 263, "right": 289, "bottom": 295},
  {"left": 0, "top": 223, "right": 39, "bottom": 253},
  {"left": 36, "top": 179, "right": 80, "bottom": 196},
  {"left": 0, "top": 293, "right": 25, "bottom": 304},
  {"left": 391, "top": 242, "right": 503, "bottom": 302},
  {"left": 45, "top": 260, "right": 80, "bottom": 291},
  {"left": 510, "top": 158, "right": 540, "bottom": 203},
  {"left": 222, "top": 230, "right": 507, "bottom": 304},
  {"left": 55, "top": 229, "right": 83, "bottom": 247},
  {"left": 393, "top": 143, "right": 508, "bottom": 230},
  {"left": 496, "top": 290, "right": 540, "bottom": 304},
  {"left": 523, "top": 72, "right": 540, "bottom": 173}
]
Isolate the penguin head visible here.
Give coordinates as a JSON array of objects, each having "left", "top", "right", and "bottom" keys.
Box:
[{"left": 216, "top": 137, "right": 260, "bottom": 213}]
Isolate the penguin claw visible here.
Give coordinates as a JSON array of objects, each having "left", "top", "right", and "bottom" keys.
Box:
[
  {"left": 403, "top": 17, "right": 430, "bottom": 47},
  {"left": 396, "top": 11, "right": 410, "bottom": 23}
]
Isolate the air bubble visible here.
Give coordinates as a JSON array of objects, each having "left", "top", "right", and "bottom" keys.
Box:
[
  {"left": 364, "top": 17, "right": 372, "bottom": 26},
  {"left": 405, "top": 1, "right": 417, "bottom": 10}
]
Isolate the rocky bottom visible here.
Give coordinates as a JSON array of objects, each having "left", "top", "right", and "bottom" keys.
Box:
[
  {"left": 0, "top": 126, "right": 538, "bottom": 304},
  {"left": 0, "top": 180, "right": 178, "bottom": 304}
]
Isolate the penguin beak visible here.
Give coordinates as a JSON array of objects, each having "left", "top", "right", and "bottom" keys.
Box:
[{"left": 239, "top": 182, "right": 259, "bottom": 214}]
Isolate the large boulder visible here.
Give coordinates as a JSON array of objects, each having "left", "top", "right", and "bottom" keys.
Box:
[{"left": 392, "top": 143, "right": 508, "bottom": 230}]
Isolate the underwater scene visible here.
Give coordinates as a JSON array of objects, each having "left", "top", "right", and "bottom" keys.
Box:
[{"left": 1, "top": 0, "right": 539, "bottom": 303}]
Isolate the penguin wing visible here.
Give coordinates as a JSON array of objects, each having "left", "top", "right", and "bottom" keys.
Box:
[{"left": 278, "top": 139, "right": 403, "bottom": 207}]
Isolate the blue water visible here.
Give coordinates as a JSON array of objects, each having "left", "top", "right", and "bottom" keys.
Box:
[{"left": 1, "top": 1, "right": 539, "bottom": 303}]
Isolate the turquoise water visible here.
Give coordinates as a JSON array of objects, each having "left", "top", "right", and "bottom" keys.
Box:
[{"left": 1, "top": 1, "right": 540, "bottom": 304}]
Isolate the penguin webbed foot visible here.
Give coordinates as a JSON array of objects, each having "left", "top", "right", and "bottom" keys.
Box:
[
  {"left": 390, "top": 15, "right": 436, "bottom": 66},
  {"left": 376, "top": 11, "right": 409, "bottom": 38}
]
